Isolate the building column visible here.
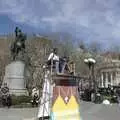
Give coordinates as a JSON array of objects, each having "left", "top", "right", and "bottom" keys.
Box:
[
  {"left": 101, "top": 73, "right": 104, "bottom": 87},
  {"left": 105, "top": 72, "right": 108, "bottom": 88},
  {"left": 114, "top": 72, "right": 117, "bottom": 85},
  {"left": 112, "top": 72, "right": 115, "bottom": 86},
  {"left": 116, "top": 72, "right": 120, "bottom": 85},
  {"left": 111, "top": 72, "right": 113, "bottom": 86}
]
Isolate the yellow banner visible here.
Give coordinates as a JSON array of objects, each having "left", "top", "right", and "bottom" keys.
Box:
[{"left": 51, "top": 95, "right": 81, "bottom": 120}]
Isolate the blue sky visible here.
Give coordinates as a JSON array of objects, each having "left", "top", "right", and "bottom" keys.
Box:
[{"left": 0, "top": 0, "right": 120, "bottom": 47}]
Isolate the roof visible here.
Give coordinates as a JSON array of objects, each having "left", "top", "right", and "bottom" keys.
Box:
[{"left": 101, "top": 52, "right": 120, "bottom": 60}]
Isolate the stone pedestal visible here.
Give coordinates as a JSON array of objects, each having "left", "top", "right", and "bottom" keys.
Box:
[{"left": 3, "top": 61, "right": 28, "bottom": 96}]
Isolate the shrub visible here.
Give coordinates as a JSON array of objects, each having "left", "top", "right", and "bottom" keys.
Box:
[{"left": 11, "top": 95, "right": 32, "bottom": 105}]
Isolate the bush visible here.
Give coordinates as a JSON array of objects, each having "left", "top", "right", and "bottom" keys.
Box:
[{"left": 11, "top": 95, "right": 32, "bottom": 105}]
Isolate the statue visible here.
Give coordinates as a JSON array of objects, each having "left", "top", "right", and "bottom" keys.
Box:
[
  {"left": 11, "top": 27, "right": 27, "bottom": 60},
  {"left": 2, "top": 27, "right": 29, "bottom": 96}
]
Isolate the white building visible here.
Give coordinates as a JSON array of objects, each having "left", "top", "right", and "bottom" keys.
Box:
[{"left": 97, "top": 60, "right": 120, "bottom": 88}]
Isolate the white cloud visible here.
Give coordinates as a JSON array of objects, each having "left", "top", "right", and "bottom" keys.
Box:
[{"left": 0, "top": 0, "right": 120, "bottom": 45}]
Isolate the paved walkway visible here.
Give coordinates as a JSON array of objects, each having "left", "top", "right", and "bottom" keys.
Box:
[
  {"left": 0, "top": 108, "right": 38, "bottom": 120},
  {"left": 80, "top": 101, "right": 120, "bottom": 120},
  {"left": 0, "top": 102, "right": 120, "bottom": 120}
]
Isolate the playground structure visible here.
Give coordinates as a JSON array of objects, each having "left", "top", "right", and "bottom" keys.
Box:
[{"left": 38, "top": 60, "right": 81, "bottom": 120}]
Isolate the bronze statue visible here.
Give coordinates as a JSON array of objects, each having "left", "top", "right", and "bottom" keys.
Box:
[{"left": 11, "top": 27, "right": 27, "bottom": 60}]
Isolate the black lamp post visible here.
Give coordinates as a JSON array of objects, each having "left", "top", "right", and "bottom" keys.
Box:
[{"left": 84, "top": 58, "right": 97, "bottom": 101}]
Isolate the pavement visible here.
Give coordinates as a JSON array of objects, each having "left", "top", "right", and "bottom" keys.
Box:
[
  {"left": 0, "top": 101, "right": 120, "bottom": 120},
  {"left": 80, "top": 101, "right": 120, "bottom": 120},
  {"left": 0, "top": 107, "right": 38, "bottom": 120}
]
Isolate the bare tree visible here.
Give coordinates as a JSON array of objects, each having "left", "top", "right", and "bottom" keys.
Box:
[{"left": 25, "top": 36, "right": 53, "bottom": 91}]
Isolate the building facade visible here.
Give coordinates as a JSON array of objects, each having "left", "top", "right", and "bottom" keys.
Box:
[{"left": 97, "top": 60, "right": 120, "bottom": 88}]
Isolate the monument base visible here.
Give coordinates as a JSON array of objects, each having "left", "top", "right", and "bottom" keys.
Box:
[
  {"left": 9, "top": 89, "right": 28, "bottom": 96},
  {"left": 3, "top": 61, "right": 30, "bottom": 96}
]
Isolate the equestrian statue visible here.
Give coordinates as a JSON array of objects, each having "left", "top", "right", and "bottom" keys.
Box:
[{"left": 11, "top": 27, "right": 27, "bottom": 60}]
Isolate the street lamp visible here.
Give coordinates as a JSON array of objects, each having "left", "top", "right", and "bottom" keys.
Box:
[
  {"left": 84, "top": 58, "right": 96, "bottom": 69},
  {"left": 84, "top": 58, "right": 97, "bottom": 101}
]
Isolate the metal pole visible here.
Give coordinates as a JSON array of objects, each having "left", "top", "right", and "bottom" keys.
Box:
[
  {"left": 92, "top": 64, "right": 97, "bottom": 102},
  {"left": 89, "top": 63, "right": 92, "bottom": 89}
]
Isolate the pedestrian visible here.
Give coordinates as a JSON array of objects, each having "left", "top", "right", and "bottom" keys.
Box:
[
  {"left": 1, "top": 83, "right": 9, "bottom": 95},
  {"left": 116, "top": 87, "right": 120, "bottom": 106},
  {"left": 1, "top": 83, "right": 11, "bottom": 107},
  {"left": 47, "top": 48, "right": 60, "bottom": 73},
  {"left": 59, "top": 56, "right": 70, "bottom": 74}
]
